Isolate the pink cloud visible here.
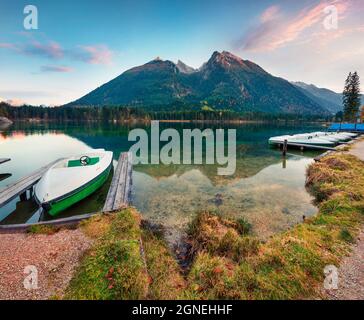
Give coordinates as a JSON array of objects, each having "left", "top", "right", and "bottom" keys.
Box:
[
  {"left": 0, "top": 43, "right": 17, "bottom": 49},
  {"left": 0, "top": 40, "right": 64, "bottom": 59},
  {"left": 0, "top": 36, "right": 113, "bottom": 65},
  {"left": 268, "top": 2, "right": 330, "bottom": 49},
  {"left": 238, "top": 0, "right": 357, "bottom": 52},
  {"left": 40, "top": 65, "right": 73, "bottom": 73},
  {"left": 260, "top": 5, "right": 280, "bottom": 23},
  {"left": 75, "top": 45, "right": 113, "bottom": 65},
  {"left": 25, "top": 40, "right": 64, "bottom": 59}
]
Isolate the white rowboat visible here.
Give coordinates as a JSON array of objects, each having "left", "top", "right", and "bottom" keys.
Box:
[{"left": 35, "top": 149, "right": 113, "bottom": 216}]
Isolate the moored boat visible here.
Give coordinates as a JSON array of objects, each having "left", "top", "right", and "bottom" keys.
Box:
[
  {"left": 268, "top": 135, "right": 335, "bottom": 146},
  {"left": 35, "top": 149, "right": 113, "bottom": 216},
  {"left": 310, "top": 132, "right": 344, "bottom": 142}
]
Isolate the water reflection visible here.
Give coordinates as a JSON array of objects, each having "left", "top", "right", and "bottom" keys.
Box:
[
  {"left": 0, "top": 121, "right": 322, "bottom": 241},
  {"left": 133, "top": 156, "right": 317, "bottom": 243}
]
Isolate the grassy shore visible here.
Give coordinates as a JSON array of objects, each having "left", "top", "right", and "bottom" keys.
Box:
[
  {"left": 182, "top": 156, "right": 364, "bottom": 299},
  {"left": 65, "top": 152, "right": 364, "bottom": 300}
]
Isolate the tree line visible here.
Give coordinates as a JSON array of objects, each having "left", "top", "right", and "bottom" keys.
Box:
[{"left": 0, "top": 102, "right": 334, "bottom": 123}]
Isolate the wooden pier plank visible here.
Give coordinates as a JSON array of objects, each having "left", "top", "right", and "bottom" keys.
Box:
[
  {"left": 0, "top": 159, "right": 62, "bottom": 208},
  {"left": 283, "top": 142, "right": 336, "bottom": 151},
  {"left": 113, "top": 154, "right": 128, "bottom": 210},
  {"left": 123, "top": 153, "right": 133, "bottom": 206},
  {"left": 103, "top": 152, "right": 133, "bottom": 212},
  {"left": 103, "top": 153, "right": 124, "bottom": 212}
]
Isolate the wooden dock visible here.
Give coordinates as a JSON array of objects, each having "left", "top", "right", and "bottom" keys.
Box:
[
  {"left": 0, "top": 152, "right": 133, "bottom": 230},
  {"left": 274, "top": 141, "right": 337, "bottom": 151},
  {"left": 282, "top": 142, "right": 337, "bottom": 151},
  {"left": 0, "top": 158, "right": 10, "bottom": 165},
  {"left": 103, "top": 152, "right": 133, "bottom": 212},
  {"left": 0, "top": 159, "right": 61, "bottom": 208}
]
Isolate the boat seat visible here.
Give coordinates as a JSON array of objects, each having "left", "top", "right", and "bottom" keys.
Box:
[{"left": 67, "top": 157, "right": 100, "bottom": 167}]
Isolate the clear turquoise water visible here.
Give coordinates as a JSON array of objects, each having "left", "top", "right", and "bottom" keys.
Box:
[{"left": 0, "top": 122, "right": 324, "bottom": 241}]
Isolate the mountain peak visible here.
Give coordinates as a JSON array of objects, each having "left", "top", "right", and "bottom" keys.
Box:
[
  {"left": 203, "top": 50, "right": 268, "bottom": 75},
  {"left": 176, "top": 60, "right": 196, "bottom": 74},
  {"left": 127, "top": 57, "right": 177, "bottom": 74},
  {"left": 209, "top": 51, "right": 244, "bottom": 67},
  {"left": 221, "top": 51, "right": 244, "bottom": 61}
]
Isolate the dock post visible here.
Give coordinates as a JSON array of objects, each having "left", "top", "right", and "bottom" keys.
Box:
[
  {"left": 19, "top": 191, "right": 27, "bottom": 202},
  {"left": 282, "top": 139, "right": 287, "bottom": 156},
  {"left": 29, "top": 186, "right": 34, "bottom": 197}
]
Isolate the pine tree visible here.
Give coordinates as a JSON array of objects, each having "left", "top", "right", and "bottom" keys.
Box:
[
  {"left": 343, "top": 72, "right": 361, "bottom": 122},
  {"left": 342, "top": 72, "right": 351, "bottom": 120}
]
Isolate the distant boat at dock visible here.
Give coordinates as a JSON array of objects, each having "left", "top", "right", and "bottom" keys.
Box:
[{"left": 268, "top": 131, "right": 358, "bottom": 149}]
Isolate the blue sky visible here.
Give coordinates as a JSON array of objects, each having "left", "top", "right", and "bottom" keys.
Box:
[{"left": 0, "top": 0, "right": 363, "bottom": 105}]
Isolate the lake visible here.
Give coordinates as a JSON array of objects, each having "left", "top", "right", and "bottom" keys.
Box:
[{"left": 0, "top": 121, "right": 324, "bottom": 243}]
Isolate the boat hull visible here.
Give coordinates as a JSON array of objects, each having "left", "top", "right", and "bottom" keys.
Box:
[
  {"left": 39, "top": 163, "right": 112, "bottom": 216},
  {"left": 268, "top": 139, "right": 334, "bottom": 146}
]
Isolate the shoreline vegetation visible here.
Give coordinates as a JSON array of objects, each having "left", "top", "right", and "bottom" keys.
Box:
[
  {"left": 0, "top": 102, "right": 336, "bottom": 123},
  {"left": 62, "top": 152, "right": 364, "bottom": 300}
]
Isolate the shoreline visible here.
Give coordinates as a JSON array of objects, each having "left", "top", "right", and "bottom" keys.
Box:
[{"left": 6, "top": 118, "right": 330, "bottom": 125}]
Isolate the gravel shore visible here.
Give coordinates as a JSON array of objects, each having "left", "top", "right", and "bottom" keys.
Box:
[
  {"left": 325, "top": 228, "right": 364, "bottom": 300},
  {"left": 324, "top": 143, "right": 364, "bottom": 300},
  {"left": 0, "top": 229, "right": 92, "bottom": 300}
]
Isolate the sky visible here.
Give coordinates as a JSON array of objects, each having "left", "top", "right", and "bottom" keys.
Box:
[{"left": 0, "top": 0, "right": 363, "bottom": 106}]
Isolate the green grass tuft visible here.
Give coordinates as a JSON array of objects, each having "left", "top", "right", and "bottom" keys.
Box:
[
  {"left": 28, "top": 224, "right": 58, "bottom": 235},
  {"left": 65, "top": 209, "right": 149, "bottom": 300},
  {"left": 339, "top": 228, "right": 354, "bottom": 243},
  {"left": 141, "top": 229, "right": 185, "bottom": 299},
  {"left": 236, "top": 218, "right": 252, "bottom": 236}
]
